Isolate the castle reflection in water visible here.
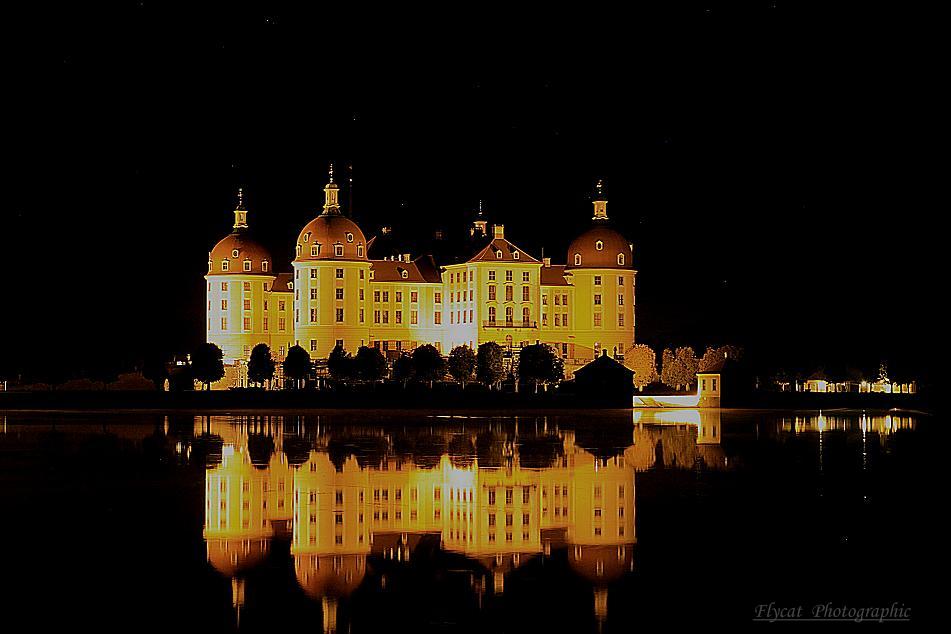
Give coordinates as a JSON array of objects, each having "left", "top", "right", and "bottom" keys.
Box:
[{"left": 177, "top": 409, "right": 912, "bottom": 632}]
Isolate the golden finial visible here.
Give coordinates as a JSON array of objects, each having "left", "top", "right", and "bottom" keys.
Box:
[
  {"left": 595, "top": 179, "right": 605, "bottom": 198},
  {"left": 236, "top": 187, "right": 245, "bottom": 209},
  {"left": 328, "top": 162, "right": 334, "bottom": 184}
]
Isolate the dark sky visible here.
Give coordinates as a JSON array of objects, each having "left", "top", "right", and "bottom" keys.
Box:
[{"left": 3, "top": 1, "right": 940, "bottom": 382}]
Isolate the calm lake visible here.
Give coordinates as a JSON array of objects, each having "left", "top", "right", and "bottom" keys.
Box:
[{"left": 0, "top": 409, "right": 940, "bottom": 631}]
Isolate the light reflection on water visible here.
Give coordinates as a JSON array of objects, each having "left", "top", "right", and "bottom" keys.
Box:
[{"left": 0, "top": 409, "right": 927, "bottom": 631}]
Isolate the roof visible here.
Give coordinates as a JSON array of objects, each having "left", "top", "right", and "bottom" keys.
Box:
[
  {"left": 468, "top": 238, "right": 540, "bottom": 264},
  {"left": 540, "top": 264, "right": 570, "bottom": 286},
  {"left": 295, "top": 214, "right": 368, "bottom": 262},
  {"left": 574, "top": 351, "right": 634, "bottom": 379},
  {"left": 565, "top": 221, "right": 633, "bottom": 270},
  {"left": 208, "top": 231, "right": 274, "bottom": 277},
  {"left": 270, "top": 272, "right": 294, "bottom": 293},
  {"left": 370, "top": 256, "right": 442, "bottom": 283}
]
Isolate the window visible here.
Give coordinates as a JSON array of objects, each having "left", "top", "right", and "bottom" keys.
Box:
[
  {"left": 542, "top": 313, "right": 548, "bottom": 326},
  {"left": 488, "top": 285, "right": 496, "bottom": 300},
  {"left": 346, "top": 232, "right": 354, "bottom": 243},
  {"left": 522, "top": 307, "right": 530, "bottom": 324},
  {"left": 336, "top": 288, "right": 344, "bottom": 300},
  {"left": 296, "top": 244, "right": 302, "bottom": 256},
  {"left": 243, "top": 259, "right": 251, "bottom": 271},
  {"left": 221, "top": 299, "right": 228, "bottom": 310},
  {"left": 434, "top": 311, "right": 441, "bottom": 324},
  {"left": 617, "top": 253, "right": 625, "bottom": 265},
  {"left": 496, "top": 250, "right": 502, "bottom": 259},
  {"left": 505, "top": 270, "right": 513, "bottom": 282},
  {"left": 279, "top": 300, "right": 286, "bottom": 311},
  {"left": 594, "top": 313, "right": 602, "bottom": 327},
  {"left": 374, "top": 290, "right": 380, "bottom": 302},
  {"left": 334, "top": 244, "right": 344, "bottom": 257},
  {"left": 594, "top": 275, "right": 602, "bottom": 286},
  {"left": 221, "top": 259, "right": 229, "bottom": 271},
  {"left": 562, "top": 294, "right": 568, "bottom": 305},
  {"left": 395, "top": 310, "right": 402, "bottom": 324},
  {"left": 310, "top": 340, "right": 317, "bottom": 351},
  {"left": 505, "top": 306, "right": 513, "bottom": 324},
  {"left": 359, "top": 308, "right": 365, "bottom": 323},
  {"left": 374, "top": 310, "right": 381, "bottom": 324},
  {"left": 310, "top": 308, "right": 318, "bottom": 322},
  {"left": 563, "top": 313, "right": 568, "bottom": 327},
  {"left": 618, "top": 294, "right": 624, "bottom": 306},
  {"left": 382, "top": 291, "right": 389, "bottom": 302},
  {"left": 243, "top": 281, "right": 250, "bottom": 291},
  {"left": 243, "top": 299, "right": 251, "bottom": 310},
  {"left": 522, "top": 286, "right": 530, "bottom": 301},
  {"left": 232, "top": 249, "right": 239, "bottom": 258},
  {"left": 401, "top": 269, "right": 408, "bottom": 279},
  {"left": 410, "top": 291, "right": 418, "bottom": 303},
  {"left": 574, "top": 253, "right": 581, "bottom": 266},
  {"left": 279, "top": 317, "right": 286, "bottom": 331},
  {"left": 396, "top": 291, "right": 402, "bottom": 303},
  {"left": 262, "top": 260, "right": 269, "bottom": 272},
  {"left": 336, "top": 308, "right": 344, "bottom": 322},
  {"left": 311, "top": 245, "right": 319, "bottom": 256},
  {"left": 488, "top": 307, "right": 496, "bottom": 323},
  {"left": 311, "top": 288, "right": 318, "bottom": 300},
  {"left": 555, "top": 314, "right": 561, "bottom": 327},
  {"left": 619, "top": 276, "right": 624, "bottom": 285},
  {"left": 221, "top": 317, "right": 227, "bottom": 330},
  {"left": 513, "top": 251, "right": 520, "bottom": 260},
  {"left": 596, "top": 240, "right": 603, "bottom": 251},
  {"left": 303, "top": 232, "right": 311, "bottom": 243},
  {"left": 489, "top": 270, "right": 496, "bottom": 281},
  {"left": 434, "top": 292, "right": 442, "bottom": 303},
  {"left": 357, "top": 245, "right": 364, "bottom": 257},
  {"left": 311, "top": 269, "right": 318, "bottom": 278},
  {"left": 335, "top": 268, "right": 344, "bottom": 279},
  {"left": 594, "top": 294, "right": 601, "bottom": 305},
  {"left": 359, "top": 288, "right": 364, "bottom": 300},
  {"left": 382, "top": 311, "right": 389, "bottom": 324},
  {"left": 505, "top": 286, "right": 513, "bottom": 302},
  {"left": 411, "top": 310, "right": 418, "bottom": 325},
  {"left": 618, "top": 313, "right": 624, "bottom": 326},
  {"left": 522, "top": 271, "right": 530, "bottom": 282},
  {"left": 243, "top": 317, "right": 251, "bottom": 331}
]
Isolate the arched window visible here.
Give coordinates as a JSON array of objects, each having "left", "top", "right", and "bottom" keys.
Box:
[
  {"left": 513, "top": 251, "right": 520, "bottom": 260},
  {"left": 262, "top": 260, "right": 269, "bottom": 272},
  {"left": 221, "top": 259, "right": 229, "bottom": 272},
  {"left": 357, "top": 244, "right": 364, "bottom": 258},
  {"left": 595, "top": 240, "right": 603, "bottom": 251},
  {"left": 296, "top": 244, "right": 302, "bottom": 256},
  {"left": 522, "top": 307, "right": 530, "bottom": 325},
  {"left": 617, "top": 253, "right": 625, "bottom": 266},
  {"left": 496, "top": 250, "right": 503, "bottom": 259},
  {"left": 574, "top": 253, "right": 581, "bottom": 266},
  {"left": 401, "top": 269, "right": 408, "bottom": 279},
  {"left": 303, "top": 232, "right": 311, "bottom": 243}
]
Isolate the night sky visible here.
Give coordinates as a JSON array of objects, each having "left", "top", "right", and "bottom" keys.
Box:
[{"left": 3, "top": 2, "right": 939, "bottom": 383}]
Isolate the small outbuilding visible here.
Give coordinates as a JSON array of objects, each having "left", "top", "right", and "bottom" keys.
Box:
[{"left": 573, "top": 350, "right": 635, "bottom": 399}]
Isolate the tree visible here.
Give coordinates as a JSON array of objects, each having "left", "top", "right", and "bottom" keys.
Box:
[
  {"left": 627, "top": 344, "right": 658, "bottom": 391},
  {"left": 412, "top": 344, "right": 445, "bottom": 388},
  {"left": 247, "top": 343, "right": 275, "bottom": 387},
  {"left": 698, "top": 347, "right": 725, "bottom": 373},
  {"left": 327, "top": 344, "right": 354, "bottom": 383},
  {"left": 660, "top": 348, "right": 677, "bottom": 390},
  {"left": 283, "top": 345, "right": 311, "bottom": 389},
  {"left": 141, "top": 352, "right": 169, "bottom": 391},
  {"left": 676, "top": 346, "right": 699, "bottom": 390},
  {"left": 191, "top": 342, "right": 225, "bottom": 390},
  {"left": 354, "top": 346, "right": 387, "bottom": 382},
  {"left": 447, "top": 346, "right": 477, "bottom": 388},
  {"left": 477, "top": 342, "right": 505, "bottom": 390},
  {"left": 517, "top": 344, "right": 564, "bottom": 393},
  {"left": 392, "top": 353, "right": 414, "bottom": 387}
]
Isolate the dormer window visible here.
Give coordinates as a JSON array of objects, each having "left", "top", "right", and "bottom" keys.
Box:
[
  {"left": 222, "top": 259, "right": 230, "bottom": 272},
  {"left": 243, "top": 259, "right": 252, "bottom": 272},
  {"left": 296, "top": 244, "right": 302, "bottom": 256},
  {"left": 262, "top": 260, "right": 269, "bottom": 272},
  {"left": 346, "top": 232, "right": 354, "bottom": 243},
  {"left": 311, "top": 245, "right": 319, "bottom": 257},
  {"left": 287, "top": 282, "right": 294, "bottom": 290},
  {"left": 595, "top": 240, "right": 603, "bottom": 251},
  {"left": 303, "top": 232, "right": 311, "bottom": 243},
  {"left": 232, "top": 249, "right": 240, "bottom": 258},
  {"left": 513, "top": 251, "right": 520, "bottom": 260},
  {"left": 401, "top": 269, "right": 408, "bottom": 279},
  {"left": 574, "top": 253, "right": 582, "bottom": 266},
  {"left": 357, "top": 244, "right": 364, "bottom": 258},
  {"left": 496, "top": 250, "right": 503, "bottom": 259},
  {"left": 207, "top": 259, "right": 212, "bottom": 271},
  {"left": 334, "top": 244, "right": 344, "bottom": 257},
  {"left": 617, "top": 253, "right": 625, "bottom": 266}
]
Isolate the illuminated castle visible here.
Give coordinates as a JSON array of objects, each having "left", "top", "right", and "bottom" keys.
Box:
[{"left": 205, "top": 168, "right": 636, "bottom": 376}]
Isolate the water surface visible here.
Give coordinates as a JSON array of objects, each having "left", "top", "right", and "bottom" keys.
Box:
[{"left": 0, "top": 409, "right": 940, "bottom": 630}]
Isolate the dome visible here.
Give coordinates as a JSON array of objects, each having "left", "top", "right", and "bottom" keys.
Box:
[
  {"left": 207, "top": 538, "right": 270, "bottom": 576},
  {"left": 295, "top": 215, "right": 368, "bottom": 262},
  {"left": 295, "top": 554, "right": 366, "bottom": 599},
  {"left": 565, "top": 222, "right": 633, "bottom": 270},
  {"left": 568, "top": 544, "right": 635, "bottom": 583},
  {"left": 208, "top": 231, "right": 274, "bottom": 276}
]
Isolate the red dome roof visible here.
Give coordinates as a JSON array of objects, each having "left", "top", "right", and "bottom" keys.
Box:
[
  {"left": 208, "top": 231, "right": 274, "bottom": 276},
  {"left": 565, "top": 222, "right": 633, "bottom": 270},
  {"left": 295, "top": 215, "right": 368, "bottom": 262}
]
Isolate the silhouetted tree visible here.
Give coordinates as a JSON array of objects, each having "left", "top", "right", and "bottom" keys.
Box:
[
  {"left": 247, "top": 343, "right": 275, "bottom": 387},
  {"left": 392, "top": 353, "right": 414, "bottom": 387},
  {"left": 412, "top": 344, "right": 445, "bottom": 388},
  {"left": 698, "top": 346, "right": 725, "bottom": 373},
  {"left": 141, "top": 353, "right": 169, "bottom": 391},
  {"left": 283, "top": 345, "right": 311, "bottom": 389},
  {"left": 327, "top": 344, "right": 354, "bottom": 383},
  {"left": 354, "top": 346, "right": 387, "bottom": 382},
  {"left": 517, "top": 344, "right": 564, "bottom": 393},
  {"left": 676, "top": 346, "right": 699, "bottom": 390},
  {"left": 477, "top": 341, "right": 504, "bottom": 390},
  {"left": 447, "top": 346, "right": 477, "bottom": 388},
  {"left": 627, "top": 344, "right": 658, "bottom": 392},
  {"left": 662, "top": 346, "right": 697, "bottom": 391},
  {"left": 191, "top": 342, "right": 225, "bottom": 390}
]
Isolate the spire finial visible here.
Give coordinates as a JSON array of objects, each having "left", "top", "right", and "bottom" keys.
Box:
[
  {"left": 322, "top": 163, "right": 341, "bottom": 215},
  {"left": 328, "top": 162, "right": 334, "bottom": 184},
  {"left": 592, "top": 179, "right": 608, "bottom": 220},
  {"left": 595, "top": 179, "right": 605, "bottom": 199},
  {"left": 237, "top": 187, "right": 245, "bottom": 210},
  {"left": 233, "top": 187, "right": 249, "bottom": 229},
  {"left": 478, "top": 199, "right": 483, "bottom": 215}
]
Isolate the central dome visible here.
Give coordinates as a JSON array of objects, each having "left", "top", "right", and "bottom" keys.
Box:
[
  {"left": 566, "top": 222, "right": 633, "bottom": 270},
  {"left": 295, "top": 215, "right": 368, "bottom": 261}
]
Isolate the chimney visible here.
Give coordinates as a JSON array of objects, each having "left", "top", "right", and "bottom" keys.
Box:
[
  {"left": 403, "top": 253, "right": 411, "bottom": 263},
  {"left": 543, "top": 257, "right": 551, "bottom": 268},
  {"left": 493, "top": 224, "right": 505, "bottom": 239}
]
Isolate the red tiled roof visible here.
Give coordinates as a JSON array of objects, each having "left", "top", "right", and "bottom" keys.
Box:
[
  {"left": 540, "top": 264, "right": 570, "bottom": 286},
  {"left": 371, "top": 257, "right": 442, "bottom": 283},
  {"left": 468, "top": 238, "right": 540, "bottom": 263}
]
